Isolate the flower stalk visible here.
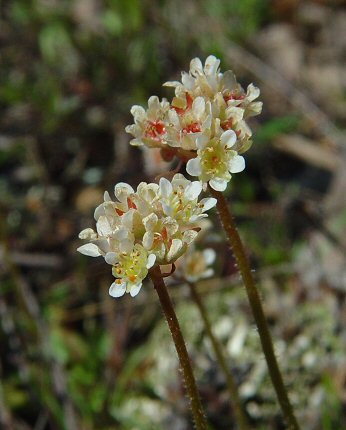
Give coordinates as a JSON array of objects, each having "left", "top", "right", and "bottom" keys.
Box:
[
  {"left": 208, "top": 188, "right": 300, "bottom": 430},
  {"left": 149, "top": 265, "right": 208, "bottom": 430},
  {"left": 188, "top": 281, "right": 250, "bottom": 430}
]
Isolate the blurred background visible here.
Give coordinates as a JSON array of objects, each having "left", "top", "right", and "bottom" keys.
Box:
[{"left": 1, "top": 0, "right": 346, "bottom": 429}]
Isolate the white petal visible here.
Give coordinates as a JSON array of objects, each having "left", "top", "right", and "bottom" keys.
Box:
[
  {"left": 239, "top": 120, "right": 252, "bottom": 137},
  {"left": 96, "top": 216, "right": 112, "bottom": 236},
  {"left": 192, "top": 97, "right": 205, "bottom": 117},
  {"left": 202, "top": 113, "right": 212, "bottom": 130},
  {"left": 77, "top": 243, "right": 101, "bottom": 257},
  {"left": 203, "top": 248, "right": 216, "bottom": 265},
  {"left": 171, "top": 173, "right": 188, "bottom": 186},
  {"left": 148, "top": 95, "right": 160, "bottom": 109},
  {"left": 182, "top": 230, "right": 198, "bottom": 244},
  {"left": 163, "top": 80, "right": 181, "bottom": 88},
  {"left": 113, "top": 228, "right": 129, "bottom": 241},
  {"left": 186, "top": 157, "right": 202, "bottom": 176},
  {"left": 209, "top": 178, "right": 228, "bottom": 192},
  {"left": 159, "top": 177, "right": 173, "bottom": 199},
  {"left": 190, "top": 57, "right": 203, "bottom": 75},
  {"left": 121, "top": 210, "right": 134, "bottom": 229},
  {"left": 222, "top": 70, "right": 237, "bottom": 90},
  {"left": 142, "top": 213, "right": 158, "bottom": 232},
  {"left": 246, "top": 83, "right": 260, "bottom": 101},
  {"left": 105, "top": 252, "right": 118, "bottom": 265},
  {"left": 196, "top": 134, "right": 209, "bottom": 149},
  {"left": 129, "top": 138, "right": 144, "bottom": 147},
  {"left": 220, "top": 129, "right": 237, "bottom": 148},
  {"left": 181, "top": 72, "right": 195, "bottom": 90},
  {"left": 247, "top": 101, "right": 263, "bottom": 117},
  {"left": 163, "top": 217, "right": 178, "bottom": 236},
  {"left": 94, "top": 203, "right": 104, "bottom": 220},
  {"left": 129, "top": 283, "right": 142, "bottom": 297},
  {"left": 205, "top": 55, "right": 220, "bottom": 75},
  {"left": 229, "top": 155, "right": 245, "bottom": 173},
  {"left": 162, "top": 202, "right": 173, "bottom": 217},
  {"left": 109, "top": 281, "right": 126, "bottom": 298},
  {"left": 114, "top": 182, "right": 134, "bottom": 202},
  {"left": 225, "top": 106, "right": 244, "bottom": 122},
  {"left": 155, "top": 243, "right": 166, "bottom": 261},
  {"left": 189, "top": 214, "right": 206, "bottom": 223},
  {"left": 167, "top": 239, "right": 183, "bottom": 261},
  {"left": 94, "top": 239, "right": 110, "bottom": 254},
  {"left": 184, "top": 181, "right": 202, "bottom": 201},
  {"left": 130, "top": 105, "right": 146, "bottom": 120},
  {"left": 78, "top": 228, "right": 97, "bottom": 240},
  {"left": 199, "top": 197, "right": 217, "bottom": 212},
  {"left": 168, "top": 109, "right": 180, "bottom": 126},
  {"left": 131, "top": 105, "right": 146, "bottom": 124},
  {"left": 125, "top": 124, "right": 136, "bottom": 134},
  {"left": 119, "top": 238, "right": 133, "bottom": 253},
  {"left": 143, "top": 231, "right": 154, "bottom": 249},
  {"left": 146, "top": 254, "right": 156, "bottom": 269}
]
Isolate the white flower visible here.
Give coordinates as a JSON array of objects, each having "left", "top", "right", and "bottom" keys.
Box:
[
  {"left": 165, "top": 95, "right": 212, "bottom": 150},
  {"left": 78, "top": 175, "right": 215, "bottom": 298},
  {"left": 125, "top": 96, "right": 170, "bottom": 148},
  {"left": 175, "top": 247, "right": 216, "bottom": 282},
  {"left": 186, "top": 128, "right": 245, "bottom": 191},
  {"left": 109, "top": 244, "right": 156, "bottom": 298},
  {"left": 127, "top": 55, "right": 261, "bottom": 163},
  {"left": 164, "top": 55, "right": 221, "bottom": 99},
  {"left": 141, "top": 212, "right": 200, "bottom": 264},
  {"left": 164, "top": 55, "right": 262, "bottom": 119},
  {"left": 223, "top": 82, "right": 263, "bottom": 118},
  {"left": 159, "top": 174, "right": 216, "bottom": 223}
]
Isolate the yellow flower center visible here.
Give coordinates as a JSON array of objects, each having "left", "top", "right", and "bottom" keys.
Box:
[{"left": 112, "top": 244, "right": 148, "bottom": 285}]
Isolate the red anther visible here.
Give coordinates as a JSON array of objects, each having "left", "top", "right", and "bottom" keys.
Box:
[
  {"left": 224, "top": 92, "right": 245, "bottom": 103},
  {"left": 127, "top": 198, "right": 137, "bottom": 209},
  {"left": 186, "top": 93, "right": 193, "bottom": 109},
  {"left": 221, "top": 119, "right": 233, "bottom": 130},
  {"left": 173, "top": 106, "right": 185, "bottom": 115},
  {"left": 161, "top": 227, "right": 168, "bottom": 241},
  {"left": 145, "top": 120, "right": 166, "bottom": 139},
  {"left": 116, "top": 208, "right": 124, "bottom": 216},
  {"left": 182, "top": 122, "right": 201, "bottom": 134},
  {"left": 173, "top": 92, "right": 194, "bottom": 116}
]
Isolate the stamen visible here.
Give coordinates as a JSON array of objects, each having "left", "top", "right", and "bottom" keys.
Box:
[{"left": 127, "top": 198, "right": 137, "bottom": 209}]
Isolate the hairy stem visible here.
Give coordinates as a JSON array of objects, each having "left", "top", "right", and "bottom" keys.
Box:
[
  {"left": 149, "top": 265, "right": 208, "bottom": 430},
  {"left": 188, "top": 282, "right": 250, "bottom": 430},
  {"left": 209, "top": 188, "right": 300, "bottom": 430}
]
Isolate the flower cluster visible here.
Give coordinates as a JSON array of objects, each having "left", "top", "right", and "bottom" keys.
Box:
[
  {"left": 78, "top": 174, "right": 216, "bottom": 298},
  {"left": 175, "top": 247, "right": 216, "bottom": 283},
  {"left": 126, "top": 55, "right": 262, "bottom": 191}
]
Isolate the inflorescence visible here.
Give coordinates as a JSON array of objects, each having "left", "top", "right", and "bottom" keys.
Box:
[{"left": 78, "top": 55, "right": 261, "bottom": 297}]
